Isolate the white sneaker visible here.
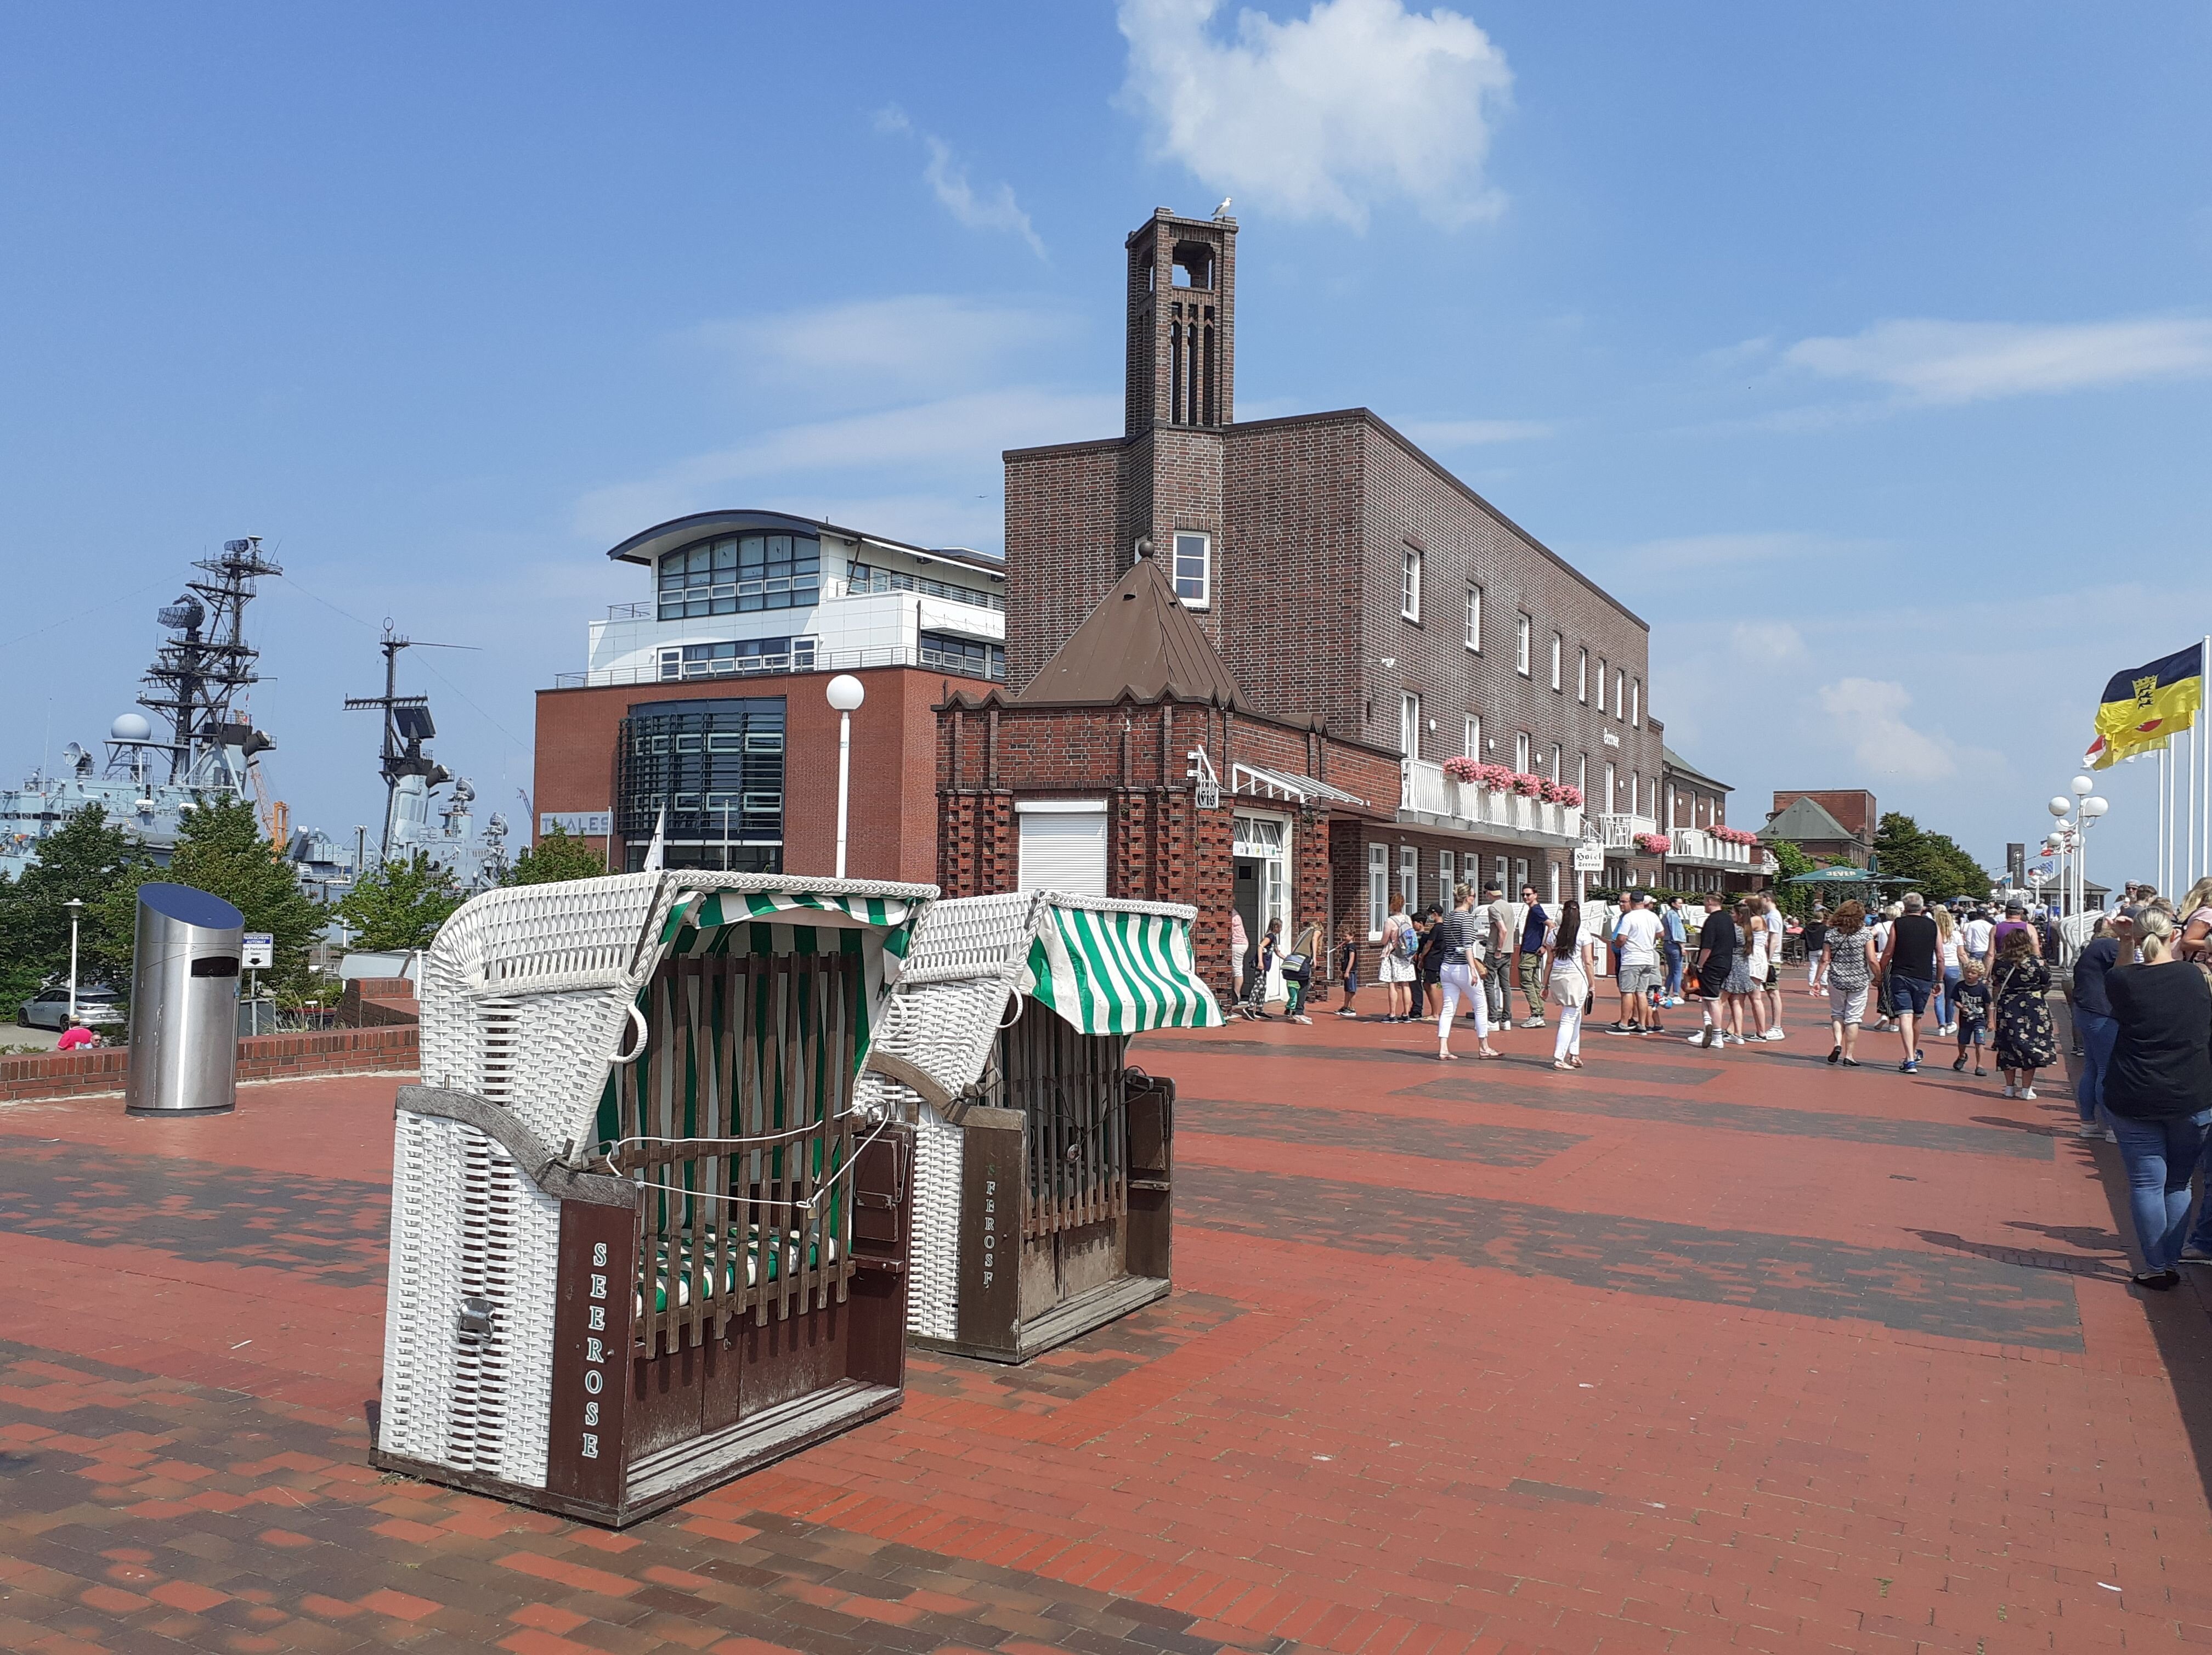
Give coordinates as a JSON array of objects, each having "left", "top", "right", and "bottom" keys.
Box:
[
  {"left": 2020, "top": 1088, "right": 2038, "bottom": 1100},
  {"left": 1763, "top": 1029, "right": 1786, "bottom": 1041},
  {"left": 2001, "top": 1085, "right": 2016, "bottom": 1098},
  {"left": 1684, "top": 1031, "right": 1711, "bottom": 1043}
]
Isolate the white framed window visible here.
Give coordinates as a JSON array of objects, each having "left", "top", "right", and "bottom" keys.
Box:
[
  {"left": 1549, "top": 745, "right": 1561, "bottom": 783},
  {"left": 1399, "top": 845, "right": 1418, "bottom": 908},
  {"left": 1400, "top": 692, "right": 1420, "bottom": 759},
  {"left": 1578, "top": 647, "right": 1588, "bottom": 703},
  {"left": 1550, "top": 632, "right": 1563, "bottom": 692},
  {"left": 1665, "top": 783, "right": 1677, "bottom": 827},
  {"left": 1597, "top": 658, "right": 1608, "bottom": 714},
  {"left": 1515, "top": 614, "right": 1532, "bottom": 676},
  {"left": 1465, "top": 584, "right": 1483, "bottom": 651},
  {"left": 1463, "top": 714, "right": 1480, "bottom": 761},
  {"left": 1172, "top": 531, "right": 1211, "bottom": 608},
  {"left": 1615, "top": 669, "right": 1626, "bottom": 718},
  {"left": 1548, "top": 861, "right": 1560, "bottom": 905},
  {"left": 1493, "top": 855, "right": 1509, "bottom": 891},
  {"left": 1604, "top": 761, "right": 1616, "bottom": 813},
  {"left": 1514, "top": 731, "right": 1531, "bottom": 772},
  {"left": 1632, "top": 678, "right": 1642, "bottom": 727},
  {"left": 1513, "top": 857, "right": 1529, "bottom": 894},
  {"left": 1401, "top": 547, "right": 1422, "bottom": 621},
  {"left": 1438, "top": 850, "right": 1456, "bottom": 906},
  {"left": 1368, "top": 843, "right": 1388, "bottom": 937},
  {"left": 1577, "top": 752, "right": 1588, "bottom": 795}
]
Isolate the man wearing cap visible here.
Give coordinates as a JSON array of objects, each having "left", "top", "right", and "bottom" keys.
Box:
[
  {"left": 1609, "top": 890, "right": 1666, "bottom": 1036},
  {"left": 1993, "top": 899, "right": 2041, "bottom": 959}
]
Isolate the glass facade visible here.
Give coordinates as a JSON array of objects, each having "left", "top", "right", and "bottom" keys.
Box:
[
  {"left": 657, "top": 533, "right": 821, "bottom": 621},
  {"left": 616, "top": 697, "right": 786, "bottom": 872},
  {"left": 918, "top": 630, "right": 1006, "bottom": 680}
]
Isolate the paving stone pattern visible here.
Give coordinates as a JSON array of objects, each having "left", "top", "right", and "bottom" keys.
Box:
[
  {"left": 1178, "top": 1163, "right": 2084, "bottom": 1351},
  {"left": 0, "top": 1139, "right": 389, "bottom": 1285},
  {"left": 1182, "top": 1096, "right": 1585, "bottom": 1168},
  {"left": 6, "top": 996, "right": 2212, "bottom": 1654},
  {"left": 1401, "top": 1075, "right": 2054, "bottom": 1160}
]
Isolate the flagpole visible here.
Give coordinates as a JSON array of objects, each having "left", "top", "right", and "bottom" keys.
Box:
[
  {"left": 2159, "top": 743, "right": 2169, "bottom": 896},
  {"left": 2185, "top": 641, "right": 2203, "bottom": 885}
]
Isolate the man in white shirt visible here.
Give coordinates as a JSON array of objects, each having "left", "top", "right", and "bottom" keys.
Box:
[
  {"left": 1962, "top": 909, "right": 1994, "bottom": 964},
  {"left": 1479, "top": 883, "right": 1524, "bottom": 1029},
  {"left": 1609, "top": 889, "right": 1666, "bottom": 1036}
]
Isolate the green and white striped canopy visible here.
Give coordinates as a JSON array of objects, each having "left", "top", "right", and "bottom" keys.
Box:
[
  {"left": 1019, "top": 903, "right": 1223, "bottom": 1035},
  {"left": 660, "top": 889, "right": 921, "bottom": 945}
]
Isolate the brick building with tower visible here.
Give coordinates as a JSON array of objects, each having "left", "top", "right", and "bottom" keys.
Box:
[{"left": 946, "top": 206, "right": 1712, "bottom": 973}]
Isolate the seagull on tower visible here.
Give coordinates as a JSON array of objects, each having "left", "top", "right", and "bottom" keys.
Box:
[{"left": 1213, "top": 196, "right": 1232, "bottom": 218}]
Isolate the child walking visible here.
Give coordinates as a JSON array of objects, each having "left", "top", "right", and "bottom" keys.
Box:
[
  {"left": 1951, "top": 957, "right": 1992, "bottom": 1075},
  {"left": 1334, "top": 924, "right": 1361, "bottom": 1018}
]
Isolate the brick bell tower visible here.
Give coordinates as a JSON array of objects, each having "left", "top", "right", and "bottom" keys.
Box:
[{"left": 1125, "top": 207, "right": 1236, "bottom": 434}]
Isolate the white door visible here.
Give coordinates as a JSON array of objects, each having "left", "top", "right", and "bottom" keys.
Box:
[{"left": 1017, "top": 806, "right": 1107, "bottom": 895}]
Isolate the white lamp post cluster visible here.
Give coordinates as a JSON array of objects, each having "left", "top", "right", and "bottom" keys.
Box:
[{"left": 2044, "top": 775, "right": 2109, "bottom": 918}]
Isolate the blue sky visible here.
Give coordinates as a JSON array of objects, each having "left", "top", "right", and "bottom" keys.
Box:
[{"left": 3, "top": 3, "right": 2207, "bottom": 885}]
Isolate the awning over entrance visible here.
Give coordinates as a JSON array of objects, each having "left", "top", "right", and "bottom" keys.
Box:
[{"left": 1232, "top": 762, "right": 1370, "bottom": 809}]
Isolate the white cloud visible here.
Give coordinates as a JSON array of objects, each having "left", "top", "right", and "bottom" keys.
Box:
[
  {"left": 1816, "top": 678, "right": 1955, "bottom": 783},
  {"left": 1786, "top": 317, "right": 2212, "bottom": 405},
  {"left": 1401, "top": 417, "right": 1553, "bottom": 447},
  {"left": 1730, "top": 620, "right": 1804, "bottom": 665},
  {"left": 1117, "top": 0, "right": 1513, "bottom": 228},
  {"left": 694, "top": 296, "right": 1070, "bottom": 393},
  {"left": 570, "top": 388, "right": 1117, "bottom": 544},
  {"left": 875, "top": 105, "right": 1045, "bottom": 258}
]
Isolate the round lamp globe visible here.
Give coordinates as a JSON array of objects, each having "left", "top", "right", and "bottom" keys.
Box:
[
  {"left": 825, "top": 675, "right": 865, "bottom": 713},
  {"left": 2047, "top": 797, "right": 2073, "bottom": 817}
]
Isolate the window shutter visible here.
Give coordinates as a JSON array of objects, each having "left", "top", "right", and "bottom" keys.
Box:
[{"left": 1018, "top": 809, "right": 1108, "bottom": 896}]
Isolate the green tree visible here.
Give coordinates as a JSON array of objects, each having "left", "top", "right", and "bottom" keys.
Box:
[
  {"left": 0, "top": 805, "right": 149, "bottom": 1016},
  {"left": 1872, "top": 811, "right": 1990, "bottom": 902},
  {"left": 338, "top": 852, "right": 466, "bottom": 950},
  {"left": 1766, "top": 839, "right": 1817, "bottom": 917},
  {"left": 503, "top": 824, "right": 607, "bottom": 886},
  {"left": 87, "top": 799, "right": 332, "bottom": 1004}
]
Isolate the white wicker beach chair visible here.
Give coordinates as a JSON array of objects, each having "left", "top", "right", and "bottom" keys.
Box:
[
  {"left": 374, "top": 869, "right": 936, "bottom": 1527},
  {"left": 853, "top": 890, "right": 1221, "bottom": 1362}
]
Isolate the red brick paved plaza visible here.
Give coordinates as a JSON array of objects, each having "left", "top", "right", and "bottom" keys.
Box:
[{"left": 5, "top": 990, "right": 2212, "bottom": 1654}]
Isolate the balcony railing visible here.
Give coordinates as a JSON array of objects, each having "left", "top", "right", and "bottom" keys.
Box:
[
  {"left": 1400, "top": 759, "right": 1584, "bottom": 842},
  {"left": 1594, "top": 812, "right": 1661, "bottom": 849},
  {"left": 844, "top": 569, "right": 1005, "bottom": 612},
  {"left": 1664, "top": 826, "right": 1753, "bottom": 867},
  {"left": 554, "top": 643, "right": 1006, "bottom": 690}
]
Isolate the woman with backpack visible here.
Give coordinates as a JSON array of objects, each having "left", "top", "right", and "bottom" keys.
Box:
[{"left": 1377, "top": 893, "right": 1416, "bottom": 1023}]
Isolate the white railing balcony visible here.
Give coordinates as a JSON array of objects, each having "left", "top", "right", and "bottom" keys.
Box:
[
  {"left": 1596, "top": 812, "right": 1660, "bottom": 850},
  {"left": 1667, "top": 826, "right": 1753, "bottom": 867},
  {"left": 1400, "top": 760, "right": 1584, "bottom": 843}
]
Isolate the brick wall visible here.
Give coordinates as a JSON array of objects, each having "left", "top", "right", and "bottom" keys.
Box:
[
  {"left": 339, "top": 978, "right": 418, "bottom": 1027},
  {"left": 0, "top": 1026, "right": 420, "bottom": 1105},
  {"left": 1003, "top": 439, "right": 1123, "bottom": 692},
  {"left": 1773, "top": 790, "right": 1879, "bottom": 843},
  {"left": 936, "top": 692, "right": 1399, "bottom": 999},
  {"left": 534, "top": 665, "right": 948, "bottom": 884},
  {"left": 1005, "top": 408, "right": 1665, "bottom": 819}
]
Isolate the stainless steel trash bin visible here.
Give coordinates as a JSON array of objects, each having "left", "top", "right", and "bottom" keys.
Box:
[{"left": 125, "top": 883, "right": 245, "bottom": 1117}]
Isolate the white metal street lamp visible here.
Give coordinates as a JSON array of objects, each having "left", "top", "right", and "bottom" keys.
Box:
[
  {"left": 63, "top": 897, "right": 83, "bottom": 1024},
  {"left": 826, "top": 674, "right": 865, "bottom": 879}
]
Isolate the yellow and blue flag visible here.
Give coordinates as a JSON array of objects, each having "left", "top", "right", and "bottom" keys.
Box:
[{"left": 2087, "top": 645, "right": 2203, "bottom": 769}]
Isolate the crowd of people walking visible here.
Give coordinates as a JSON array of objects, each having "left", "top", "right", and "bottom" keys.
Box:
[{"left": 1227, "top": 871, "right": 2212, "bottom": 1298}]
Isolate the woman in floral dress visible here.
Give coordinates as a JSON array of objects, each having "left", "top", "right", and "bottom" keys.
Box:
[{"left": 1992, "top": 928, "right": 2058, "bottom": 1098}]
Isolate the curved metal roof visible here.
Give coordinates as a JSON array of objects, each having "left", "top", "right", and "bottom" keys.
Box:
[{"left": 605, "top": 510, "right": 1004, "bottom": 579}]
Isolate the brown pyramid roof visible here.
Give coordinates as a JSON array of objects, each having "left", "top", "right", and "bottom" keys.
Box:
[{"left": 1015, "top": 556, "right": 1251, "bottom": 710}]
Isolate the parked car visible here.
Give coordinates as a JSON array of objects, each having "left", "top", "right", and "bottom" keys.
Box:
[{"left": 18, "top": 986, "right": 125, "bottom": 1030}]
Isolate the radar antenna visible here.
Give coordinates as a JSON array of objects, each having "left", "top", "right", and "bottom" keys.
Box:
[
  {"left": 343, "top": 623, "right": 477, "bottom": 860},
  {"left": 136, "top": 536, "right": 281, "bottom": 787}
]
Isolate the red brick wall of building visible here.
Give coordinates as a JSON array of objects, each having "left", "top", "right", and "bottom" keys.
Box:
[
  {"left": 935, "top": 693, "right": 1398, "bottom": 999},
  {"left": 1773, "top": 790, "right": 1879, "bottom": 843},
  {"left": 534, "top": 666, "right": 949, "bottom": 885}
]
